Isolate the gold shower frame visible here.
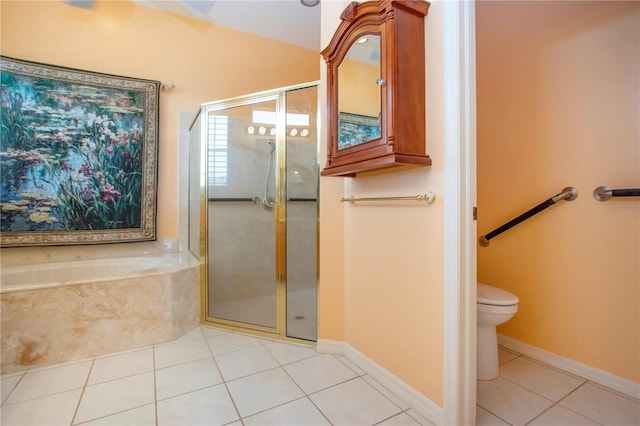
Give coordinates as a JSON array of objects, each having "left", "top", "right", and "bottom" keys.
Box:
[{"left": 196, "top": 81, "right": 320, "bottom": 344}]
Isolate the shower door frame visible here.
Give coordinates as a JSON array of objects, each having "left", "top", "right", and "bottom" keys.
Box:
[{"left": 198, "top": 81, "right": 320, "bottom": 343}]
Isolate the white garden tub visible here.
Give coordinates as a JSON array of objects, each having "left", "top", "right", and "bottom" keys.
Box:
[{"left": 1, "top": 254, "right": 196, "bottom": 293}]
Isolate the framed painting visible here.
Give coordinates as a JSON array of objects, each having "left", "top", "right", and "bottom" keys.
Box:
[
  {"left": 0, "top": 56, "right": 160, "bottom": 247},
  {"left": 337, "top": 112, "right": 381, "bottom": 150}
]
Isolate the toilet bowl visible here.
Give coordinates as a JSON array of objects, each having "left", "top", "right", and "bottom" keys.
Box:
[{"left": 477, "top": 283, "right": 519, "bottom": 380}]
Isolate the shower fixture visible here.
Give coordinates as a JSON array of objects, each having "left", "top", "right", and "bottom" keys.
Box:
[
  {"left": 196, "top": 81, "right": 319, "bottom": 341},
  {"left": 262, "top": 139, "right": 276, "bottom": 210}
]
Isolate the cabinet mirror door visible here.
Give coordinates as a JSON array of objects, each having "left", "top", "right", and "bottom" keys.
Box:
[{"left": 336, "top": 33, "right": 381, "bottom": 150}]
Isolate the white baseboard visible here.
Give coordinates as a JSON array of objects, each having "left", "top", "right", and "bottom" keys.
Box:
[
  {"left": 498, "top": 334, "right": 640, "bottom": 400},
  {"left": 316, "top": 339, "right": 444, "bottom": 424},
  {"left": 315, "top": 339, "right": 344, "bottom": 355}
]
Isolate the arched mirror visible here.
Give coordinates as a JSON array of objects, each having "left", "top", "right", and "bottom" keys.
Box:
[
  {"left": 337, "top": 34, "right": 381, "bottom": 150},
  {"left": 321, "top": 0, "right": 431, "bottom": 177}
]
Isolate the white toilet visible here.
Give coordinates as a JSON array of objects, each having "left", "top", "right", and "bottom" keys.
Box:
[{"left": 477, "top": 283, "right": 519, "bottom": 380}]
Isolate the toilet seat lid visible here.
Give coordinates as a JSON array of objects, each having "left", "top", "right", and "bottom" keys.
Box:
[{"left": 478, "top": 283, "right": 519, "bottom": 306}]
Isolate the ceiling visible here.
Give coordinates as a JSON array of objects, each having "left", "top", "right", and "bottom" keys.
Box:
[{"left": 133, "top": 0, "right": 322, "bottom": 51}]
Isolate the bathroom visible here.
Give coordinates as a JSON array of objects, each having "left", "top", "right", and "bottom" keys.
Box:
[
  {"left": 475, "top": 1, "right": 639, "bottom": 423},
  {"left": 1, "top": 1, "right": 639, "bottom": 425}
]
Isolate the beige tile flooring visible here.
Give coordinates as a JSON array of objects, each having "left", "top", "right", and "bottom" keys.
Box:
[
  {"left": 1, "top": 325, "right": 638, "bottom": 425},
  {"left": 477, "top": 347, "right": 640, "bottom": 425},
  {"left": 0, "top": 325, "right": 433, "bottom": 426}
]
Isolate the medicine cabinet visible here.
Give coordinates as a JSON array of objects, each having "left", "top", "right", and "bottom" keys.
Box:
[{"left": 321, "top": 0, "right": 431, "bottom": 177}]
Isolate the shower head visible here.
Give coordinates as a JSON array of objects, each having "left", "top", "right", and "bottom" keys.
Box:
[
  {"left": 265, "top": 139, "right": 275, "bottom": 153},
  {"left": 256, "top": 138, "right": 275, "bottom": 152}
]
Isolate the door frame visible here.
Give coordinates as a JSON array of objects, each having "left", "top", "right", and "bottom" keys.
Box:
[{"left": 442, "top": 1, "right": 477, "bottom": 424}]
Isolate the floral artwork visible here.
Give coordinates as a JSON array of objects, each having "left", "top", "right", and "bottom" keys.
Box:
[
  {"left": 337, "top": 112, "right": 381, "bottom": 150},
  {"left": 0, "top": 56, "right": 159, "bottom": 247}
]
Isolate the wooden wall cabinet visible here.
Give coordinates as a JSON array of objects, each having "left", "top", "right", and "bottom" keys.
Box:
[{"left": 321, "top": 0, "right": 431, "bottom": 177}]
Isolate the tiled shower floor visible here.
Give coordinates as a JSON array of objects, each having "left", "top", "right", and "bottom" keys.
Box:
[
  {"left": 210, "top": 287, "right": 317, "bottom": 341},
  {"left": 1, "top": 325, "right": 638, "bottom": 425}
]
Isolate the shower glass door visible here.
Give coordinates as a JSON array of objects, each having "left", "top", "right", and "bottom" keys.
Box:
[
  {"left": 206, "top": 97, "right": 278, "bottom": 330},
  {"left": 285, "top": 86, "right": 318, "bottom": 341},
  {"left": 201, "top": 82, "right": 318, "bottom": 340}
]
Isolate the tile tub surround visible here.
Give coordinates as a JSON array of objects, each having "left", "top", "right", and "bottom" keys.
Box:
[{"left": 0, "top": 241, "right": 200, "bottom": 375}]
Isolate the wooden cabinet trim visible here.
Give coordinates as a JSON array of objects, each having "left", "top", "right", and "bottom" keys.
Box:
[{"left": 321, "top": 0, "right": 431, "bottom": 177}]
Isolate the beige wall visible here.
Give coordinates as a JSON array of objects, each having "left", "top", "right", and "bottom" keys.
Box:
[
  {"left": 317, "top": 0, "right": 347, "bottom": 345},
  {"left": 0, "top": 0, "right": 319, "bottom": 240},
  {"left": 318, "top": 0, "right": 445, "bottom": 406},
  {"left": 477, "top": 1, "right": 639, "bottom": 382}
]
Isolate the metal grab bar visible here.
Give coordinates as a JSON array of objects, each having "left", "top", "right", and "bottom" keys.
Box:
[
  {"left": 593, "top": 186, "right": 640, "bottom": 201},
  {"left": 209, "top": 197, "right": 318, "bottom": 202},
  {"left": 208, "top": 197, "right": 259, "bottom": 202},
  {"left": 479, "top": 187, "right": 578, "bottom": 247},
  {"left": 340, "top": 192, "right": 436, "bottom": 204}
]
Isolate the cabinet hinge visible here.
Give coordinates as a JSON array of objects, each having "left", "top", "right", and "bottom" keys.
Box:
[{"left": 473, "top": 206, "right": 477, "bottom": 221}]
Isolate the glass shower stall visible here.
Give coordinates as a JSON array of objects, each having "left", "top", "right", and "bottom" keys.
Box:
[{"left": 188, "top": 82, "right": 319, "bottom": 342}]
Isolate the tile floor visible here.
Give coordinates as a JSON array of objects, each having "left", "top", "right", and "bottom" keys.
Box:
[
  {"left": 0, "top": 325, "right": 433, "bottom": 426},
  {"left": 476, "top": 347, "right": 640, "bottom": 426},
  {"left": 1, "top": 326, "right": 638, "bottom": 426}
]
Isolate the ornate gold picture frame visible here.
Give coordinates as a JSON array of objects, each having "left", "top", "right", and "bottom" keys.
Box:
[{"left": 0, "top": 56, "right": 159, "bottom": 247}]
